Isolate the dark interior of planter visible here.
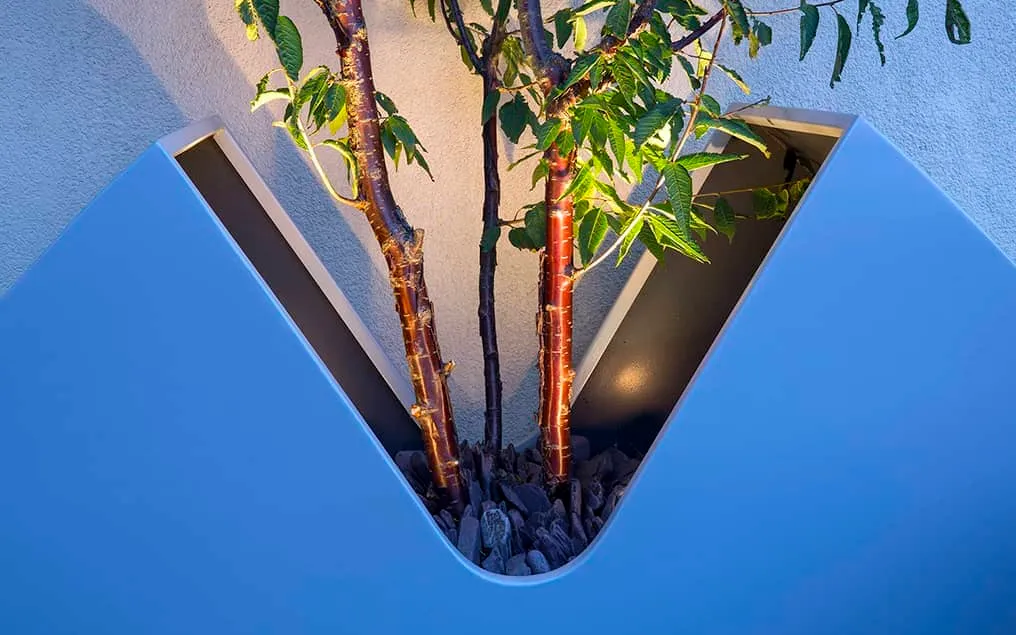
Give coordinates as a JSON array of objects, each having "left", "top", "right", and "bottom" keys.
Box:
[
  {"left": 571, "top": 124, "right": 840, "bottom": 457},
  {"left": 176, "top": 137, "right": 423, "bottom": 455}
]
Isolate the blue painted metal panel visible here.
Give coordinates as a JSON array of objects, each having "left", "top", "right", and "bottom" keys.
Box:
[{"left": 2, "top": 122, "right": 1015, "bottom": 634}]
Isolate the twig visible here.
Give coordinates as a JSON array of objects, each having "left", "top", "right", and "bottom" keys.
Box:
[
  {"left": 747, "top": 0, "right": 845, "bottom": 16},
  {"left": 695, "top": 177, "right": 811, "bottom": 198},
  {"left": 444, "top": 0, "right": 483, "bottom": 72}
]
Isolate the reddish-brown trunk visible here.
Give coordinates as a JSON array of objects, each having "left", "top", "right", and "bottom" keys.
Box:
[
  {"left": 537, "top": 144, "right": 576, "bottom": 486},
  {"left": 317, "top": 0, "right": 463, "bottom": 510}
]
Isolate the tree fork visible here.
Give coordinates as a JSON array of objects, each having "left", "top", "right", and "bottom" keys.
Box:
[{"left": 315, "top": 0, "right": 463, "bottom": 510}]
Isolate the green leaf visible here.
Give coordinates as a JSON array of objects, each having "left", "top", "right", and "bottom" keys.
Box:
[
  {"left": 578, "top": 208, "right": 609, "bottom": 264},
  {"left": 646, "top": 214, "right": 708, "bottom": 263},
  {"left": 320, "top": 139, "right": 359, "bottom": 198},
  {"left": 574, "top": 15, "right": 588, "bottom": 50},
  {"left": 480, "top": 226, "right": 501, "bottom": 253},
  {"left": 638, "top": 221, "right": 667, "bottom": 261},
  {"left": 285, "top": 115, "right": 307, "bottom": 150},
  {"left": 857, "top": 0, "right": 870, "bottom": 27},
  {"left": 560, "top": 164, "right": 595, "bottom": 201},
  {"left": 676, "top": 152, "right": 748, "bottom": 171},
  {"left": 482, "top": 90, "right": 500, "bottom": 125},
  {"left": 500, "top": 94, "right": 532, "bottom": 144},
  {"left": 508, "top": 226, "right": 538, "bottom": 250},
  {"left": 535, "top": 119, "right": 563, "bottom": 151},
  {"left": 554, "top": 10, "right": 574, "bottom": 47},
  {"left": 251, "top": 88, "right": 290, "bottom": 111},
  {"left": 750, "top": 19, "right": 772, "bottom": 58},
  {"left": 235, "top": 0, "right": 258, "bottom": 40},
  {"left": 296, "top": 66, "right": 329, "bottom": 107},
  {"left": 480, "top": 0, "right": 494, "bottom": 16},
  {"left": 788, "top": 178, "right": 811, "bottom": 205},
  {"left": 635, "top": 98, "right": 682, "bottom": 148},
  {"left": 605, "top": 0, "right": 632, "bottom": 37},
  {"left": 608, "top": 119, "right": 627, "bottom": 168},
  {"left": 574, "top": 0, "right": 614, "bottom": 16},
  {"left": 896, "top": 0, "right": 919, "bottom": 39},
  {"left": 531, "top": 161, "right": 549, "bottom": 190},
  {"left": 560, "top": 53, "right": 602, "bottom": 93},
  {"left": 274, "top": 15, "right": 303, "bottom": 81},
  {"left": 495, "top": 0, "right": 512, "bottom": 22},
  {"left": 752, "top": 188, "right": 779, "bottom": 219},
  {"left": 713, "top": 197, "right": 735, "bottom": 242},
  {"left": 799, "top": 2, "right": 820, "bottom": 61},
  {"left": 662, "top": 164, "right": 692, "bottom": 234},
  {"left": 694, "top": 114, "right": 769, "bottom": 157},
  {"left": 375, "top": 91, "right": 398, "bottom": 115},
  {"left": 616, "top": 215, "right": 644, "bottom": 265},
  {"left": 700, "top": 95, "right": 721, "bottom": 117},
  {"left": 945, "top": 0, "right": 971, "bottom": 45},
  {"left": 723, "top": 0, "right": 750, "bottom": 41},
  {"left": 525, "top": 205, "right": 547, "bottom": 249},
  {"left": 830, "top": 12, "right": 852, "bottom": 88},
  {"left": 869, "top": 2, "right": 886, "bottom": 65},
  {"left": 252, "top": 0, "right": 279, "bottom": 38},
  {"left": 717, "top": 64, "right": 750, "bottom": 94}
]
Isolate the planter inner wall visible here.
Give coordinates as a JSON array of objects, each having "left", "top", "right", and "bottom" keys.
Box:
[
  {"left": 176, "top": 138, "right": 422, "bottom": 454},
  {"left": 572, "top": 125, "right": 839, "bottom": 456}
]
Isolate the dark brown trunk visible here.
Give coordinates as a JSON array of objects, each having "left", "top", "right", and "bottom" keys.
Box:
[
  {"left": 537, "top": 144, "right": 576, "bottom": 487},
  {"left": 317, "top": 0, "right": 463, "bottom": 510},
  {"left": 479, "top": 56, "right": 504, "bottom": 452}
]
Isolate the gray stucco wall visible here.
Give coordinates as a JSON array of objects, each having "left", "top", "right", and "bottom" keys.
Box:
[{"left": 1, "top": 1, "right": 1013, "bottom": 445}]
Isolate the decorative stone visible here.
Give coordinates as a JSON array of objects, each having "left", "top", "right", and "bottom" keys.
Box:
[
  {"left": 481, "top": 500, "right": 496, "bottom": 515},
  {"left": 481, "top": 550, "right": 506, "bottom": 575},
  {"left": 481, "top": 508, "right": 510, "bottom": 552},
  {"left": 507, "top": 508, "right": 526, "bottom": 553},
  {"left": 469, "top": 479, "right": 484, "bottom": 508},
  {"left": 535, "top": 527, "right": 569, "bottom": 569},
  {"left": 457, "top": 516, "right": 481, "bottom": 564},
  {"left": 447, "top": 527, "right": 457, "bottom": 545},
  {"left": 526, "top": 549, "right": 551, "bottom": 574},
  {"left": 498, "top": 482, "right": 529, "bottom": 516},
  {"left": 552, "top": 498, "right": 567, "bottom": 521},
  {"left": 569, "top": 478, "right": 582, "bottom": 518},
  {"left": 515, "top": 483, "right": 552, "bottom": 515},
  {"left": 572, "top": 435, "right": 591, "bottom": 462},
  {"left": 570, "top": 513, "right": 589, "bottom": 553},
  {"left": 602, "top": 484, "right": 625, "bottom": 520},
  {"left": 439, "top": 509, "right": 455, "bottom": 533},
  {"left": 409, "top": 451, "right": 432, "bottom": 486},
  {"left": 585, "top": 479, "right": 605, "bottom": 512},
  {"left": 506, "top": 553, "right": 531, "bottom": 576},
  {"left": 503, "top": 443, "right": 517, "bottom": 472},
  {"left": 480, "top": 451, "right": 495, "bottom": 497}
]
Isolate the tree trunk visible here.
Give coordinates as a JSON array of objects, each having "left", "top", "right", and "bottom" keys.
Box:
[
  {"left": 479, "top": 57, "right": 504, "bottom": 452},
  {"left": 316, "top": 0, "right": 463, "bottom": 510},
  {"left": 537, "top": 144, "right": 576, "bottom": 486}
]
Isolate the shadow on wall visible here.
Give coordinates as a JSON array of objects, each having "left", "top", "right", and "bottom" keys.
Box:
[{"left": 0, "top": 1, "right": 189, "bottom": 293}]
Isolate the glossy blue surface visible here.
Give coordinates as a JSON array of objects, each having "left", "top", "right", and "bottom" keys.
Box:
[{"left": 2, "top": 123, "right": 1016, "bottom": 634}]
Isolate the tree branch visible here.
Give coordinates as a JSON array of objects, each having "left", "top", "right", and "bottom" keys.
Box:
[
  {"left": 443, "top": 0, "right": 483, "bottom": 72},
  {"left": 672, "top": 9, "right": 725, "bottom": 51}
]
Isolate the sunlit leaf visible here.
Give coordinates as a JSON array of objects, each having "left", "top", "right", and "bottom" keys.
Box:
[{"left": 274, "top": 15, "right": 302, "bottom": 81}]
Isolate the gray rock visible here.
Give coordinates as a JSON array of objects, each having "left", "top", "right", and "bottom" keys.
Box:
[
  {"left": 447, "top": 527, "right": 457, "bottom": 545},
  {"left": 439, "top": 509, "right": 455, "bottom": 533},
  {"left": 482, "top": 550, "right": 506, "bottom": 575},
  {"left": 433, "top": 513, "right": 449, "bottom": 532},
  {"left": 463, "top": 503, "right": 476, "bottom": 519},
  {"left": 395, "top": 451, "right": 414, "bottom": 475},
  {"left": 526, "top": 549, "right": 551, "bottom": 574},
  {"left": 469, "top": 479, "right": 484, "bottom": 508},
  {"left": 508, "top": 508, "right": 526, "bottom": 553},
  {"left": 515, "top": 483, "right": 552, "bottom": 515},
  {"left": 499, "top": 482, "right": 529, "bottom": 516},
  {"left": 570, "top": 512, "right": 589, "bottom": 553},
  {"left": 552, "top": 498, "right": 567, "bottom": 521},
  {"left": 569, "top": 478, "right": 582, "bottom": 518},
  {"left": 457, "top": 516, "right": 481, "bottom": 563},
  {"left": 536, "top": 527, "right": 569, "bottom": 569},
  {"left": 409, "top": 451, "right": 432, "bottom": 486},
  {"left": 480, "top": 451, "right": 495, "bottom": 497},
  {"left": 481, "top": 500, "right": 496, "bottom": 515},
  {"left": 602, "top": 484, "right": 625, "bottom": 520},
  {"left": 572, "top": 435, "right": 591, "bottom": 462},
  {"left": 506, "top": 553, "right": 532, "bottom": 576},
  {"left": 585, "top": 479, "right": 605, "bottom": 512},
  {"left": 481, "top": 508, "right": 510, "bottom": 551}
]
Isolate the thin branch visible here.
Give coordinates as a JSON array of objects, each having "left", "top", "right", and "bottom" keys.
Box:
[
  {"left": 577, "top": 12, "right": 728, "bottom": 280},
  {"left": 695, "top": 177, "right": 811, "bottom": 199},
  {"left": 748, "top": 0, "right": 845, "bottom": 16},
  {"left": 672, "top": 9, "right": 725, "bottom": 51},
  {"left": 444, "top": 0, "right": 483, "bottom": 72}
]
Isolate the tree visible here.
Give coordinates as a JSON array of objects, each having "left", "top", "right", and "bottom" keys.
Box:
[{"left": 236, "top": 0, "right": 971, "bottom": 500}]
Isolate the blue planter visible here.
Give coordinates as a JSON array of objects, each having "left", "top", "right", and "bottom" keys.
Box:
[{"left": 2, "top": 114, "right": 1016, "bottom": 634}]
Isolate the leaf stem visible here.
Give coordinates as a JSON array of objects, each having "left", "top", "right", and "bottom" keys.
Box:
[
  {"left": 746, "top": 0, "right": 845, "bottom": 16},
  {"left": 695, "top": 177, "right": 810, "bottom": 198}
]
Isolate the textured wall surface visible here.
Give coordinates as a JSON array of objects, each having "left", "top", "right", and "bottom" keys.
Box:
[{"left": 1, "top": 1, "right": 1012, "bottom": 445}]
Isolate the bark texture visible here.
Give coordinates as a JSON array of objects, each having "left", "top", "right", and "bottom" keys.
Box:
[
  {"left": 479, "top": 53, "right": 504, "bottom": 452},
  {"left": 315, "top": 0, "right": 463, "bottom": 509}
]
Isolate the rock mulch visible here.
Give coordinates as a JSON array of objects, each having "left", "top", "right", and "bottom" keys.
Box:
[{"left": 395, "top": 437, "right": 642, "bottom": 576}]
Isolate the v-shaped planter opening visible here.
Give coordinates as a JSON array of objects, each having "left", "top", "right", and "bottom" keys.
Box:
[
  {"left": 159, "top": 118, "right": 425, "bottom": 456},
  {"left": 4, "top": 104, "right": 1016, "bottom": 632},
  {"left": 571, "top": 105, "right": 853, "bottom": 459}
]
